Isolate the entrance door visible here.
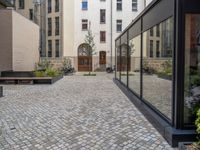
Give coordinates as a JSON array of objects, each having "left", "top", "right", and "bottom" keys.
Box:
[
  {"left": 99, "top": 51, "right": 106, "bottom": 65},
  {"left": 78, "top": 56, "right": 92, "bottom": 71},
  {"left": 78, "top": 44, "right": 92, "bottom": 71}
]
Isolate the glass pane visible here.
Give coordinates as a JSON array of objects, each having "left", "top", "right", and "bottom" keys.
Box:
[
  {"left": 142, "top": 17, "right": 173, "bottom": 119},
  {"left": 184, "top": 14, "right": 200, "bottom": 125},
  {"left": 121, "top": 44, "right": 128, "bottom": 85},
  {"left": 121, "top": 33, "right": 128, "bottom": 86},
  {"left": 128, "top": 34, "right": 141, "bottom": 96},
  {"left": 116, "top": 39, "right": 120, "bottom": 80}
]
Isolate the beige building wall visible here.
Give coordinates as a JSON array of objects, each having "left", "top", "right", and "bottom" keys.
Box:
[
  {"left": 0, "top": 9, "right": 13, "bottom": 71},
  {"left": 12, "top": 9, "right": 40, "bottom": 71},
  {"left": 0, "top": 9, "right": 39, "bottom": 72},
  {"left": 46, "top": 0, "right": 62, "bottom": 58}
]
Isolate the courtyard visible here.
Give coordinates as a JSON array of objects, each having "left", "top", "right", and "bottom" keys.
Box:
[{"left": 0, "top": 73, "right": 174, "bottom": 150}]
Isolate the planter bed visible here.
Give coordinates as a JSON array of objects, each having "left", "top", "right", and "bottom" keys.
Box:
[
  {"left": 178, "top": 142, "right": 198, "bottom": 150},
  {"left": 0, "top": 86, "right": 3, "bottom": 97},
  {"left": 0, "top": 75, "right": 63, "bottom": 85}
]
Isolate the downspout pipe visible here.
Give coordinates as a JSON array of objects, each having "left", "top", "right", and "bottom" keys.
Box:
[{"left": 110, "top": 0, "right": 113, "bottom": 68}]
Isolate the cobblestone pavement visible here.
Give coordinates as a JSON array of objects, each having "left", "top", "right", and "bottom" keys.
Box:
[{"left": 0, "top": 73, "right": 174, "bottom": 150}]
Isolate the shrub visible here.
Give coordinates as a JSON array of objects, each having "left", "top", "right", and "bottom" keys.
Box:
[
  {"left": 36, "top": 59, "right": 53, "bottom": 71},
  {"left": 195, "top": 109, "right": 200, "bottom": 149},
  {"left": 62, "top": 58, "right": 72, "bottom": 70},
  {"left": 34, "top": 71, "right": 46, "bottom": 77},
  {"left": 45, "top": 68, "right": 60, "bottom": 77}
]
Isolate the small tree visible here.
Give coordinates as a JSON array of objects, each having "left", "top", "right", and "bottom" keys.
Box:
[{"left": 84, "top": 27, "right": 96, "bottom": 75}]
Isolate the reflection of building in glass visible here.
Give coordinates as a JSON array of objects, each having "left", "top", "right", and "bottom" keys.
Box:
[
  {"left": 115, "top": 0, "right": 200, "bottom": 146},
  {"left": 144, "top": 18, "right": 173, "bottom": 59}
]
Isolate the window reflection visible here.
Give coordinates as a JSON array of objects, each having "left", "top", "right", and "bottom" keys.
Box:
[
  {"left": 121, "top": 44, "right": 128, "bottom": 85},
  {"left": 184, "top": 14, "right": 200, "bottom": 125},
  {"left": 121, "top": 33, "right": 128, "bottom": 86},
  {"left": 142, "top": 17, "right": 173, "bottom": 119},
  {"left": 128, "top": 35, "right": 141, "bottom": 96},
  {"left": 116, "top": 40, "right": 120, "bottom": 80}
]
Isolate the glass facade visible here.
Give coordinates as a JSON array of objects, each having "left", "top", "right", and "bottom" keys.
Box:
[
  {"left": 184, "top": 14, "right": 200, "bottom": 125},
  {"left": 121, "top": 33, "right": 128, "bottom": 86},
  {"left": 115, "top": 0, "right": 200, "bottom": 146},
  {"left": 128, "top": 34, "right": 141, "bottom": 96},
  {"left": 143, "top": 18, "right": 173, "bottom": 119},
  {"left": 116, "top": 17, "right": 174, "bottom": 120},
  {"left": 116, "top": 39, "right": 120, "bottom": 80}
]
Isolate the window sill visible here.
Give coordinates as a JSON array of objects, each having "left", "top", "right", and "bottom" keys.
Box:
[{"left": 116, "top": 31, "right": 122, "bottom": 33}]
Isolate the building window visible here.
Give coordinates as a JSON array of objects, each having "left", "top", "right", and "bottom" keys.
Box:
[
  {"left": 150, "top": 40, "right": 153, "bottom": 57},
  {"left": 19, "top": 0, "right": 24, "bottom": 9},
  {"left": 132, "top": 0, "right": 137, "bottom": 11},
  {"left": 55, "top": 17, "right": 59, "bottom": 36},
  {"left": 100, "top": 9, "right": 106, "bottom": 24},
  {"left": 48, "top": 18, "right": 52, "bottom": 36},
  {"left": 48, "top": 0, "right": 52, "bottom": 13},
  {"left": 29, "top": 9, "right": 33, "bottom": 20},
  {"left": 55, "top": 0, "right": 59, "bottom": 12},
  {"left": 156, "top": 24, "right": 160, "bottom": 37},
  {"left": 82, "top": 19, "right": 88, "bottom": 30},
  {"left": 116, "top": 20, "right": 122, "bottom": 32},
  {"left": 150, "top": 28, "right": 153, "bottom": 36},
  {"left": 156, "top": 41, "right": 160, "bottom": 57},
  {"left": 100, "top": 31, "right": 106, "bottom": 42},
  {"left": 48, "top": 40, "right": 52, "bottom": 57},
  {"left": 55, "top": 40, "right": 60, "bottom": 57},
  {"left": 117, "top": 0, "right": 122, "bottom": 11},
  {"left": 82, "top": 0, "right": 88, "bottom": 10}
]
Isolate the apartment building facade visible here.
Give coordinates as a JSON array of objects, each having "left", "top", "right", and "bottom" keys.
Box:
[
  {"left": 61, "top": 0, "right": 147, "bottom": 71},
  {"left": 9, "top": 0, "right": 149, "bottom": 71}
]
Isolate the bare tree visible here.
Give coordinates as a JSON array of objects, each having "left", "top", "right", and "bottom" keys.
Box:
[{"left": 84, "top": 25, "right": 96, "bottom": 75}]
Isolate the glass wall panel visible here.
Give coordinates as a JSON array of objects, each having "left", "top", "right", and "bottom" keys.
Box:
[
  {"left": 116, "top": 39, "right": 121, "bottom": 80},
  {"left": 184, "top": 14, "right": 200, "bottom": 125},
  {"left": 121, "top": 33, "right": 128, "bottom": 86},
  {"left": 142, "top": 17, "right": 173, "bottom": 119},
  {"left": 128, "top": 34, "right": 141, "bottom": 96}
]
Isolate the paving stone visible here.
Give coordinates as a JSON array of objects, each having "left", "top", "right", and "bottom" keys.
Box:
[{"left": 0, "top": 73, "right": 174, "bottom": 150}]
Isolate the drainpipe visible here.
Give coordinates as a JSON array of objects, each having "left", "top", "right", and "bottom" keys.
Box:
[{"left": 110, "top": 0, "right": 113, "bottom": 68}]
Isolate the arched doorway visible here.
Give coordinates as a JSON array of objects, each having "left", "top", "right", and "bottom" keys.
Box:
[{"left": 78, "top": 44, "right": 92, "bottom": 71}]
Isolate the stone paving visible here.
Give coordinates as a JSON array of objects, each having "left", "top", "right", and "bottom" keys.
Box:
[{"left": 0, "top": 73, "right": 174, "bottom": 150}]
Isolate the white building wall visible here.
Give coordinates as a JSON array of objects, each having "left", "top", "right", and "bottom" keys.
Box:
[{"left": 63, "top": 0, "right": 146, "bottom": 70}]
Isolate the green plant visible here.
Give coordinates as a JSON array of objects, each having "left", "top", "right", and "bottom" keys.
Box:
[
  {"left": 62, "top": 58, "right": 72, "bottom": 71},
  {"left": 34, "top": 71, "right": 46, "bottom": 77},
  {"left": 36, "top": 59, "right": 53, "bottom": 71},
  {"left": 84, "top": 26, "right": 96, "bottom": 75},
  {"left": 45, "top": 68, "right": 60, "bottom": 77},
  {"left": 157, "top": 60, "right": 172, "bottom": 79},
  {"left": 83, "top": 73, "right": 96, "bottom": 76},
  {"left": 194, "top": 109, "right": 200, "bottom": 149}
]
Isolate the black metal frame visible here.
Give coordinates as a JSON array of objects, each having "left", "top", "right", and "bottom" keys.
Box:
[{"left": 114, "top": 0, "right": 200, "bottom": 147}]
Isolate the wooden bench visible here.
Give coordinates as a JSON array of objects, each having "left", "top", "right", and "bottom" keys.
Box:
[
  {"left": 0, "top": 77, "right": 52, "bottom": 85},
  {"left": 0, "top": 86, "right": 3, "bottom": 97}
]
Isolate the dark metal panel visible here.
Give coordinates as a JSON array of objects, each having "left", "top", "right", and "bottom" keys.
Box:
[
  {"left": 174, "top": 0, "right": 185, "bottom": 129},
  {"left": 143, "top": 0, "right": 174, "bottom": 31},
  {"left": 183, "top": 0, "right": 200, "bottom": 13},
  {"left": 128, "top": 19, "right": 141, "bottom": 39}
]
